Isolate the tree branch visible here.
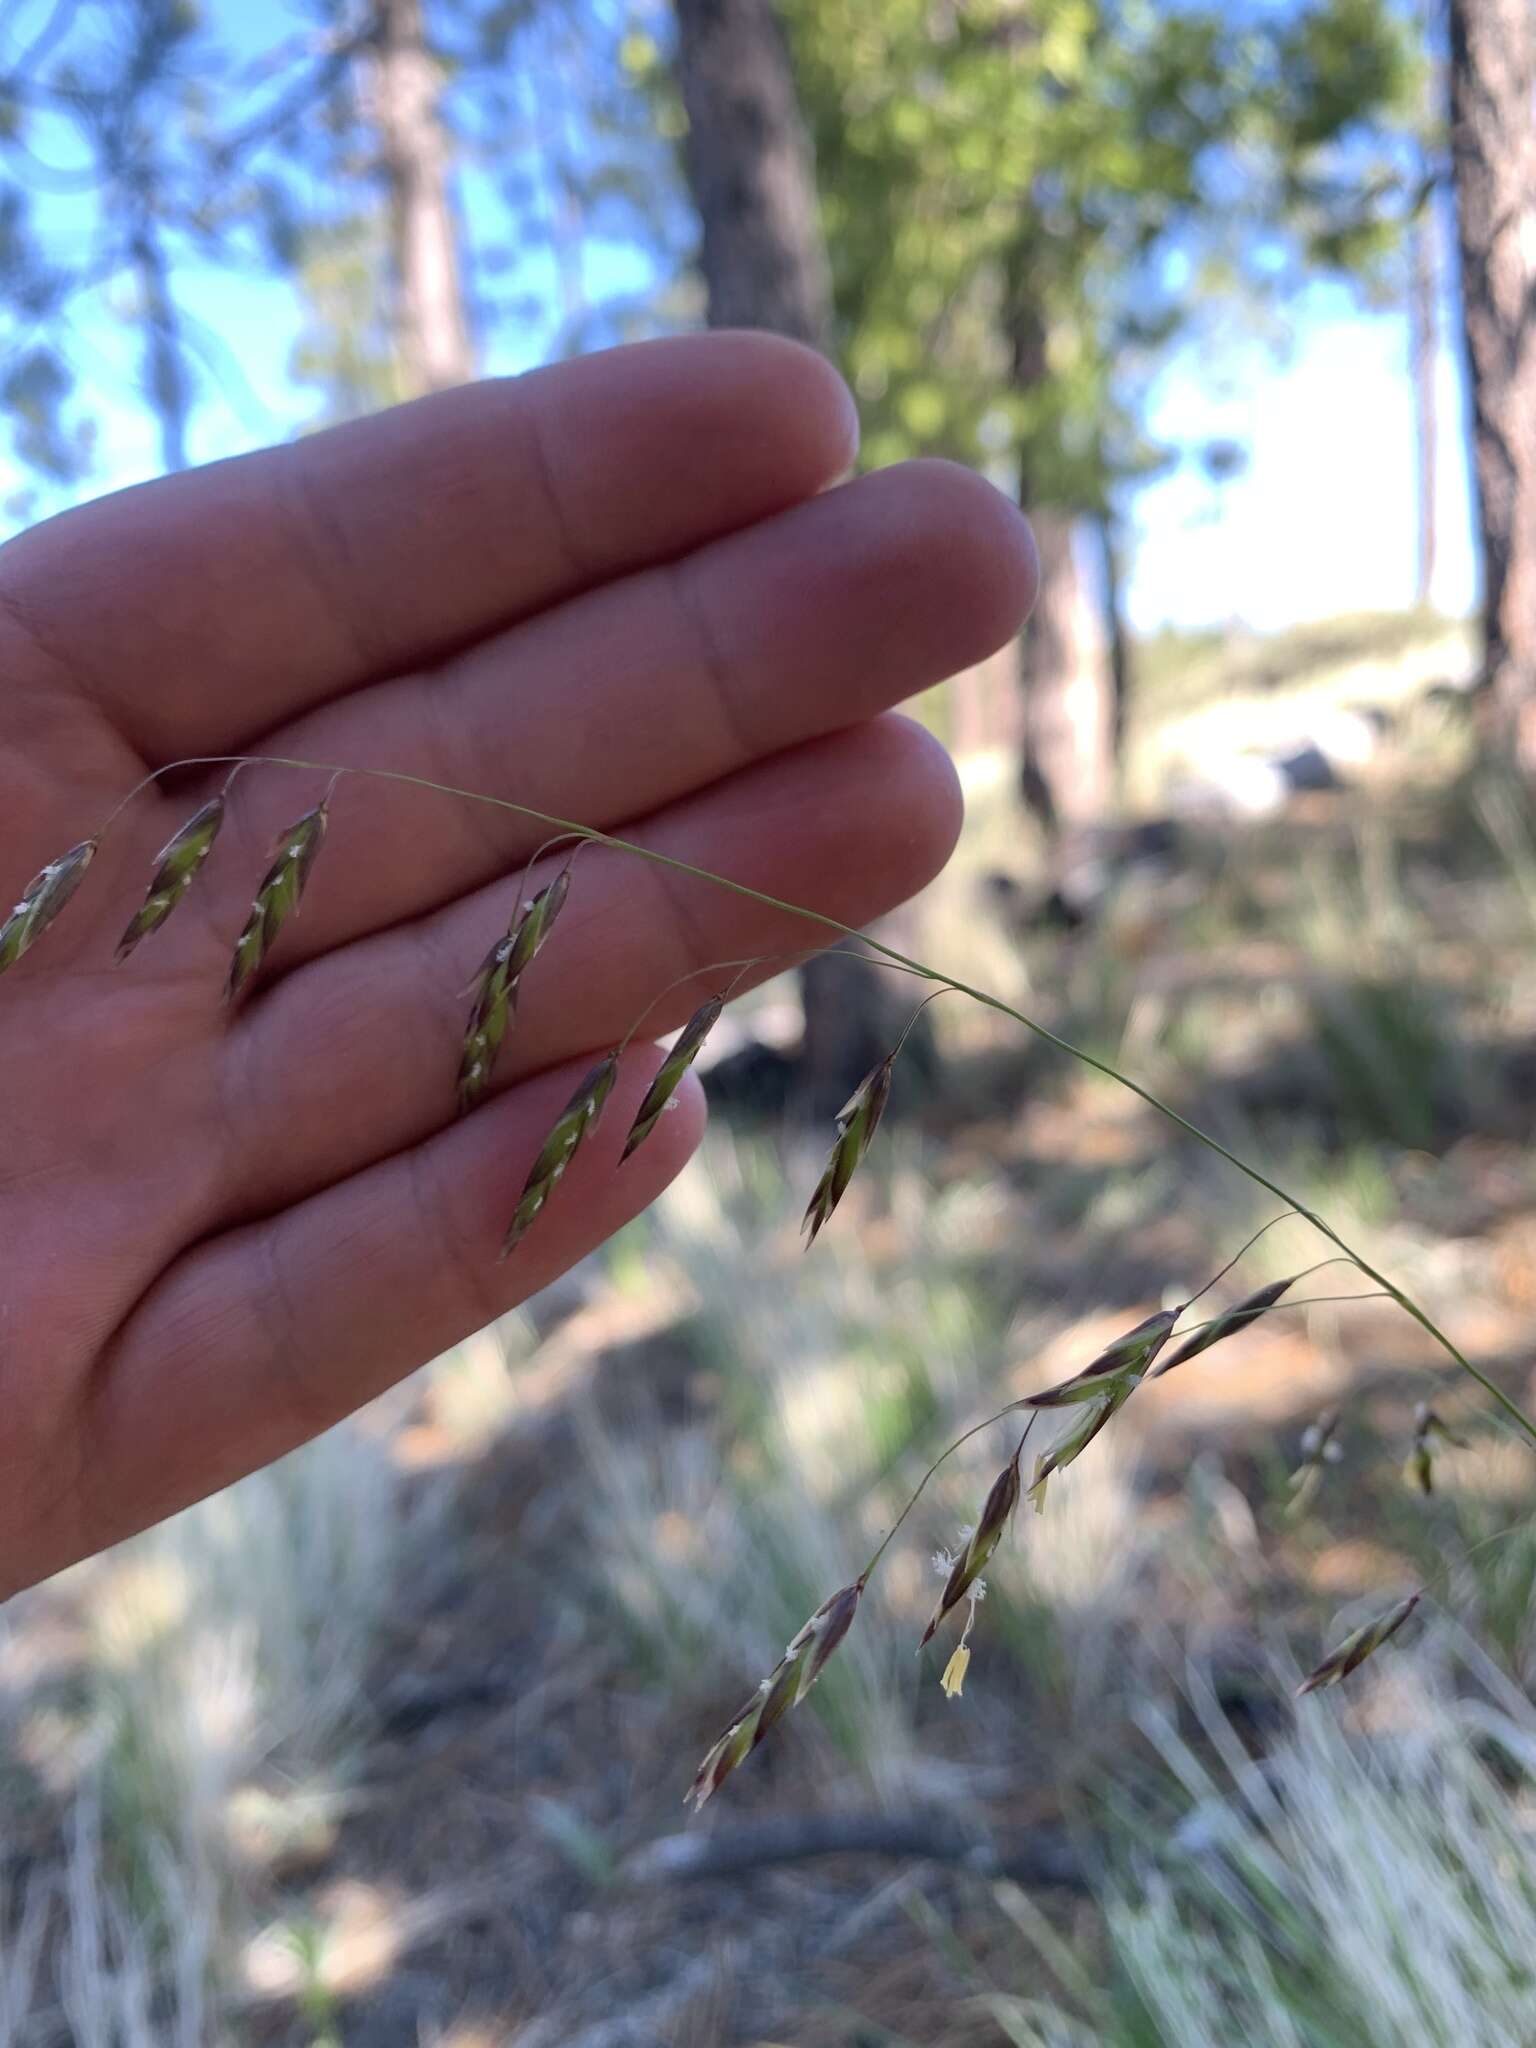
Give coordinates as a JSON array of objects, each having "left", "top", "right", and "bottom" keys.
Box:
[{"left": 622, "top": 1810, "right": 1087, "bottom": 1889}]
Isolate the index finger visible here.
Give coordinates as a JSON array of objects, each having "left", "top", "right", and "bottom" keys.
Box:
[{"left": 0, "top": 332, "right": 858, "bottom": 759}]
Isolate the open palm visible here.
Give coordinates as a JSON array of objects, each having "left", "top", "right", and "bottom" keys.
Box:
[{"left": 0, "top": 333, "right": 1035, "bottom": 1594}]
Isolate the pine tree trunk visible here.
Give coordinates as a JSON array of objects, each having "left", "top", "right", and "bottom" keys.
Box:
[
  {"left": 1409, "top": 205, "right": 1438, "bottom": 610},
  {"left": 1095, "top": 509, "right": 1132, "bottom": 758},
  {"left": 370, "top": 0, "right": 474, "bottom": 396},
  {"left": 1008, "top": 302, "right": 1117, "bottom": 837},
  {"left": 1018, "top": 511, "right": 1115, "bottom": 834},
  {"left": 1447, "top": 0, "right": 1536, "bottom": 759},
  {"left": 672, "top": 0, "right": 910, "bottom": 1113},
  {"left": 672, "top": 0, "right": 832, "bottom": 347}
]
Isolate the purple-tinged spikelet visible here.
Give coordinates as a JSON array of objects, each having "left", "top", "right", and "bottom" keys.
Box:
[
  {"left": 802, "top": 1056, "right": 895, "bottom": 1246},
  {"left": 687, "top": 1582, "right": 862, "bottom": 1810},
  {"left": 920, "top": 1444, "right": 1022, "bottom": 1646},
  {"left": 623, "top": 994, "right": 724, "bottom": 1162},
  {"left": 1297, "top": 1592, "right": 1421, "bottom": 1696},
  {"left": 1149, "top": 1276, "right": 1299, "bottom": 1378},
  {"left": 1023, "top": 1307, "right": 1179, "bottom": 1410}
]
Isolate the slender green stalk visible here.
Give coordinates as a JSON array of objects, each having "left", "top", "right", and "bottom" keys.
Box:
[{"left": 96, "top": 752, "right": 1536, "bottom": 1448}]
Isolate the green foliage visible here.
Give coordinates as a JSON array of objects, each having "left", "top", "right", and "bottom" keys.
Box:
[{"left": 781, "top": 0, "right": 1421, "bottom": 505}]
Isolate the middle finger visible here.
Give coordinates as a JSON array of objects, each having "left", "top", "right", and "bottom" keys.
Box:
[
  {"left": 198, "top": 459, "right": 1031, "bottom": 978},
  {"left": 208, "top": 716, "right": 959, "bottom": 1226}
]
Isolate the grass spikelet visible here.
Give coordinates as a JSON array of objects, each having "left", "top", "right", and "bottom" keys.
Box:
[
  {"left": 920, "top": 1442, "right": 1022, "bottom": 1646},
  {"left": 115, "top": 796, "right": 226, "bottom": 961},
  {"left": 802, "top": 1054, "right": 895, "bottom": 1246},
  {"left": 499, "top": 1052, "right": 618, "bottom": 1258},
  {"left": 1028, "top": 1387, "right": 1126, "bottom": 1512},
  {"left": 0, "top": 838, "right": 97, "bottom": 976},
  {"left": 1287, "top": 1406, "right": 1343, "bottom": 1517},
  {"left": 1023, "top": 1306, "right": 1180, "bottom": 1409},
  {"left": 1296, "top": 1591, "right": 1421, "bottom": 1696},
  {"left": 457, "top": 867, "right": 573, "bottom": 1115},
  {"left": 622, "top": 993, "right": 724, "bottom": 1161},
  {"left": 1019, "top": 1307, "right": 1180, "bottom": 1510},
  {"left": 1148, "top": 1276, "right": 1299, "bottom": 1378},
  {"left": 457, "top": 936, "right": 518, "bottom": 1114},
  {"left": 686, "top": 1581, "right": 862, "bottom": 1811},
  {"left": 224, "top": 801, "right": 329, "bottom": 1003},
  {"left": 1405, "top": 1402, "right": 1468, "bottom": 1495}
]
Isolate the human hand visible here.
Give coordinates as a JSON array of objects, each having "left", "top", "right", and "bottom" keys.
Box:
[{"left": 0, "top": 332, "right": 1035, "bottom": 1592}]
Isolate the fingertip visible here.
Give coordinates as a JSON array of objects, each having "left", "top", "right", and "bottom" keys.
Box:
[
  {"left": 703, "top": 329, "right": 861, "bottom": 489},
  {"left": 863, "top": 713, "right": 966, "bottom": 898},
  {"left": 888, "top": 458, "right": 1039, "bottom": 662}
]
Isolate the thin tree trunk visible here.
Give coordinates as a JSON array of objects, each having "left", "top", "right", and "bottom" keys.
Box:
[
  {"left": 370, "top": 0, "right": 474, "bottom": 396},
  {"left": 673, "top": 0, "right": 831, "bottom": 347},
  {"left": 672, "top": 0, "right": 912, "bottom": 1112},
  {"left": 1018, "top": 511, "right": 1115, "bottom": 834},
  {"left": 1447, "top": 0, "right": 1536, "bottom": 759},
  {"left": 129, "top": 220, "right": 190, "bottom": 473},
  {"left": 1409, "top": 203, "right": 1438, "bottom": 609},
  {"left": 1095, "top": 509, "right": 1132, "bottom": 757},
  {"left": 1008, "top": 300, "right": 1116, "bottom": 837}
]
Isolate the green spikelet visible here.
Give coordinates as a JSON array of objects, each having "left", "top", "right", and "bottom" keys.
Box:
[
  {"left": 116, "top": 796, "right": 226, "bottom": 962},
  {"left": 0, "top": 839, "right": 97, "bottom": 977}
]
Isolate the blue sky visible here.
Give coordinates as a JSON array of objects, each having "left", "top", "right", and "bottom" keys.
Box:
[
  {"left": 1, "top": 0, "right": 1477, "bottom": 638},
  {"left": 1128, "top": 268, "right": 1476, "bottom": 633}
]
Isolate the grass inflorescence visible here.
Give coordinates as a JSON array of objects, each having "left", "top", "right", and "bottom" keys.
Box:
[{"left": 7, "top": 748, "right": 1535, "bottom": 1808}]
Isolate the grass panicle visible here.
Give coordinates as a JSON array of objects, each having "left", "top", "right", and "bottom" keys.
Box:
[
  {"left": 920, "top": 1440, "right": 1023, "bottom": 1647},
  {"left": 0, "top": 838, "right": 97, "bottom": 976},
  {"left": 457, "top": 865, "right": 573, "bottom": 1115},
  {"left": 622, "top": 993, "right": 724, "bottom": 1161},
  {"left": 1296, "top": 1592, "right": 1422, "bottom": 1695},
  {"left": 802, "top": 1054, "right": 895, "bottom": 1246},
  {"left": 14, "top": 747, "right": 1536, "bottom": 1816},
  {"left": 686, "top": 1581, "right": 863, "bottom": 1811},
  {"left": 115, "top": 795, "right": 227, "bottom": 962},
  {"left": 224, "top": 801, "right": 330, "bottom": 1004},
  {"left": 499, "top": 1052, "right": 618, "bottom": 1259}
]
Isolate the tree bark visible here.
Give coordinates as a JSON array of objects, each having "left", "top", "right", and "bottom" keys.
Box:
[
  {"left": 1008, "top": 301, "right": 1117, "bottom": 837},
  {"left": 672, "top": 0, "right": 912, "bottom": 1112},
  {"left": 1447, "top": 0, "right": 1536, "bottom": 760},
  {"left": 369, "top": 0, "right": 474, "bottom": 396},
  {"left": 1095, "top": 508, "right": 1132, "bottom": 758},
  {"left": 672, "top": 0, "right": 832, "bottom": 348},
  {"left": 1409, "top": 203, "right": 1438, "bottom": 610},
  {"left": 1018, "top": 511, "right": 1115, "bottom": 833}
]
